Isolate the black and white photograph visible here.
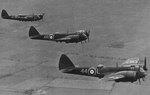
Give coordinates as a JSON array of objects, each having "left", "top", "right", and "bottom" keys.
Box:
[{"left": 0, "top": 0, "right": 150, "bottom": 95}]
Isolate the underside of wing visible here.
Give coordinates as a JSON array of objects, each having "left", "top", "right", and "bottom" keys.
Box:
[
  {"left": 56, "top": 37, "right": 71, "bottom": 41},
  {"left": 108, "top": 74, "right": 125, "bottom": 80}
]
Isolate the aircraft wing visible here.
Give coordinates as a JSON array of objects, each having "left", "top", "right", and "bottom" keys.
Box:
[
  {"left": 56, "top": 37, "right": 71, "bottom": 41},
  {"left": 103, "top": 71, "right": 125, "bottom": 81},
  {"left": 55, "top": 35, "right": 79, "bottom": 41},
  {"left": 121, "top": 57, "right": 140, "bottom": 67}
]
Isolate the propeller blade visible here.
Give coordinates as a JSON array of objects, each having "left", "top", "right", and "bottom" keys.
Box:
[
  {"left": 142, "top": 77, "right": 145, "bottom": 81},
  {"left": 138, "top": 79, "right": 141, "bottom": 84},
  {"left": 136, "top": 67, "right": 142, "bottom": 84},
  {"left": 85, "top": 30, "right": 90, "bottom": 42},
  {"left": 88, "top": 30, "right": 90, "bottom": 42},
  {"left": 143, "top": 57, "right": 147, "bottom": 71},
  {"left": 141, "top": 74, "right": 149, "bottom": 81}
]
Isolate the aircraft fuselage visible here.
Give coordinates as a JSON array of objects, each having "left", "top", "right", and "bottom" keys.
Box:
[
  {"left": 61, "top": 66, "right": 139, "bottom": 78},
  {"left": 31, "top": 33, "right": 87, "bottom": 43},
  {"left": 5, "top": 15, "right": 43, "bottom": 21}
]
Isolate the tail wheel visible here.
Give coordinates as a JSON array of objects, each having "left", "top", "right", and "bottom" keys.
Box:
[{"left": 88, "top": 67, "right": 96, "bottom": 75}]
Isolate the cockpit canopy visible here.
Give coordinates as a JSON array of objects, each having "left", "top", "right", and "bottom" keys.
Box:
[
  {"left": 76, "top": 30, "right": 85, "bottom": 33},
  {"left": 97, "top": 64, "right": 104, "bottom": 69},
  {"left": 18, "top": 14, "right": 27, "bottom": 17},
  {"left": 55, "top": 32, "right": 60, "bottom": 34},
  {"left": 121, "top": 58, "right": 140, "bottom": 67}
]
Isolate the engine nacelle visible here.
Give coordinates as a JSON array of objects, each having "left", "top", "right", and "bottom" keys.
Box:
[{"left": 117, "top": 71, "right": 137, "bottom": 78}]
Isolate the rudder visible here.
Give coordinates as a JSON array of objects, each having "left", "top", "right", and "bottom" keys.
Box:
[{"left": 59, "top": 54, "right": 75, "bottom": 70}]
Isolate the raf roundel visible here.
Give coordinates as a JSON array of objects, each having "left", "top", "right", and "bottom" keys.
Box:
[
  {"left": 88, "top": 67, "right": 96, "bottom": 75},
  {"left": 90, "top": 69, "right": 95, "bottom": 74},
  {"left": 49, "top": 35, "right": 53, "bottom": 39}
]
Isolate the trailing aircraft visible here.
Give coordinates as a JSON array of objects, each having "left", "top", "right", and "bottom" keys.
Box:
[
  {"left": 1, "top": 9, "right": 44, "bottom": 21},
  {"left": 29, "top": 26, "right": 90, "bottom": 43},
  {"left": 59, "top": 54, "right": 148, "bottom": 84}
]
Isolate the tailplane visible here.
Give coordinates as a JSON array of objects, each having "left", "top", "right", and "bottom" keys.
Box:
[
  {"left": 1, "top": 9, "right": 9, "bottom": 19},
  {"left": 59, "top": 54, "right": 75, "bottom": 70},
  {"left": 29, "top": 26, "right": 40, "bottom": 39}
]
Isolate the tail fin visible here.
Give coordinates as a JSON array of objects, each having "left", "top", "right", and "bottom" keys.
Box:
[
  {"left": 29, "top": 26, "right": 40, "bottom": 38},
  {"left": 59, "top": 54, "right": 75, "bottom": 70},
  {"left": 1, "top": 9, "right": 9, "bottom": 19}
]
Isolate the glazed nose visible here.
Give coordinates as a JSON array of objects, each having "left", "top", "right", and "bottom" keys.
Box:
[
  {"left": 84, "top": 34, "right": 88, "bottom": 38},
  {"left": 81, "top": 33, "right": 87, "bottom": 39},
  {"left": 140, "top": 71, "right": 147, "bottom": 78}
]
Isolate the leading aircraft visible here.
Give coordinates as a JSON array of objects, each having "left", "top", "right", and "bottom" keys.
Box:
[
  {"left": 29, "top": 26, "right": 90, "bottom": 43},
  {"left": 59, "top": 54, "right": 148, "bottom": 84},
  {"left": 1, "top": 9, "right": 44, "bottom": 21}
]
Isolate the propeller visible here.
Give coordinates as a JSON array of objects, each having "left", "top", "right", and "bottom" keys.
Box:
[
  {"left": 79, "top": 31, "right": 87, "bottom": 39},
  {"left": 143, "top": 57, "right": 148, "bottom": 71},
  {"left": 137, "top": 56, "right": 148, "bottom": 84},
  {"left": 84, "top": 30, "right": 90, "bottom": 42},
  {"left": 136, "top": 66, "right": 148, "bottom": 84},
  {"left": 87, "top": 30, "right": 90, "bottom": 42},
  {"left": 136, "top": 66, "right": 141, "bottom": 84},
  {"left": 77, "top": 29, "right": 90, "bottom": 43}
]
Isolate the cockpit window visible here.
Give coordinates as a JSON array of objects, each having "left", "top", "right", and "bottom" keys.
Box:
[
  {"left": 121, "top": 58, "right": 140, "bottom": 67},
  {"left": 124, "top": 58, "right": 139, "bottom": 64},
  {"left": 76, "top": 30, "right": 85, "bottom": 33},
  {"left": 97, "top": 64, "right": 104, "bottom": 69}
]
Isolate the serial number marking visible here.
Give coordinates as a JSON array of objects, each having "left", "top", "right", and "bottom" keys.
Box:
[{"left": 81, "top": 69, "right": 88, "bottom": 74}]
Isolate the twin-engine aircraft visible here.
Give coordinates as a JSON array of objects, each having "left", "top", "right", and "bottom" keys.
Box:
[
  {"left": 1, "top": 9, "right": 44, "bottom": 21},
  {"left": 29, "top": 26, "right": 90, "bottom": 43},
  {"left": 59, "top": 54, "right": 148, "bottom": 84}
]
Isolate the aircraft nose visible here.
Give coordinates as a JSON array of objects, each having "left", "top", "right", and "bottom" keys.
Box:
[
  {"left": 81, "top": 33, "right": 88, "bottom": 39},
  {"left": 84, "top": 34, "right": 88, "bottom": 38},
  {"left": 86, "top": 30, "right": 90, "bottom": 36},
  {"left": 85, "top": 34, "right": 88, "bottom": 39},
  {"left": 140, "top": 70, "right": 147, "bottom": 78}
]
